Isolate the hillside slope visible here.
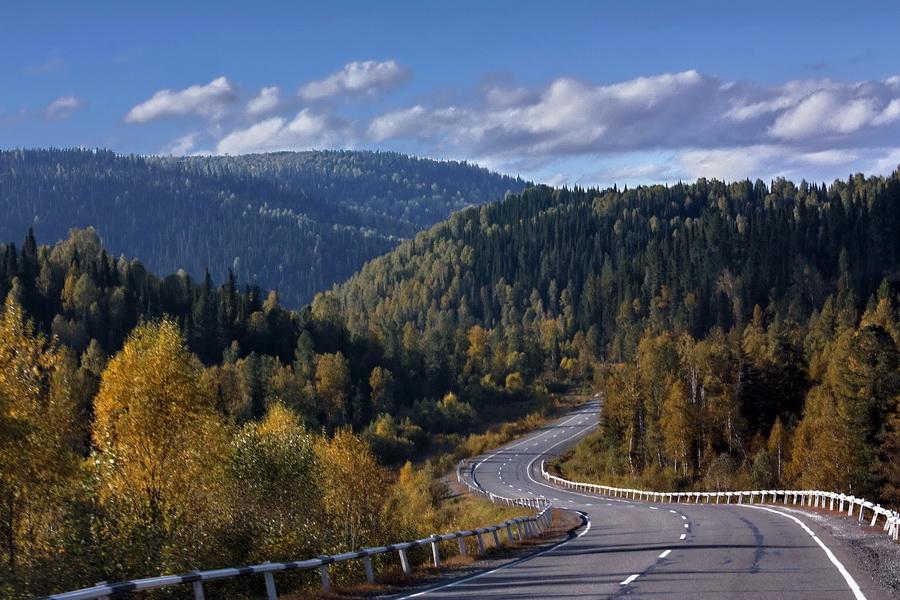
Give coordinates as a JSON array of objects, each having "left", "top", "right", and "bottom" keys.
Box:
[
  {"left": 336, "top": 175, "right": 899, "bottom": 358},
  {"left": 331, "top": 173, "right": 900, "bottom": 500},
  {"left": 0, "top": 149, "right": 526, "bottom": 306}
]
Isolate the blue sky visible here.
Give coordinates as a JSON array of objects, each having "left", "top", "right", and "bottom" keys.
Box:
[{"left": 3, "top": 0, "right": 900, "bottom": 186}]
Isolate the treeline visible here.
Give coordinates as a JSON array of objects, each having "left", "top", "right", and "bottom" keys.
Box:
[
  {"left": 329, "top": 171, "right": 900, "bottom": 498},
  {"left": 0, "top": 148, "right": 526, "bottom": 306}
]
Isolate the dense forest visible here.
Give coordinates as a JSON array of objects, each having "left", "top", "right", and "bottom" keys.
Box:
[
  {"left": 0, "top": 149, "right": 526, "bottom": 306},
  {"left": 2, "top": 168, "right": 900, "bottom": 596},
  {"left": 0, "top": 228, "right": 533, "bottom": 598},
  {"left": 330, "top": 173, "right": 900, "bottom": 500}
]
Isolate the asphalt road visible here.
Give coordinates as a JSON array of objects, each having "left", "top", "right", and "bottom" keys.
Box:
[{"left": 395, "top": 400, "right": 892, "bottom": 599}]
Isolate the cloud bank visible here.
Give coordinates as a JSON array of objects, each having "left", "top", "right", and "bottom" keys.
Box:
[{"left": 134, "top": 61, "right": 900, "bottom": 185}]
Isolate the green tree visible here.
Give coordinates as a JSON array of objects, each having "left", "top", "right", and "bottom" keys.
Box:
[
  {"left": 229, "top": 404, "right": 323, "bottom": 563},
  {"left": 369, "top": 366, "right": 395, "bottom": 415}
]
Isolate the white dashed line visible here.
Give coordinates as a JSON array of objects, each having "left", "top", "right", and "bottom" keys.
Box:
[
  {"left": 680, "top": 533, "right": 686, "bottom": 540},
  {"left": 659, "top": 549, "right": 671, "bottom": 558},
  {"left": 649, "top": 506, "right": 658, "bottom": 510},
  {"left": 669, "top": 510, "right": 677, "bottom": 514},
  {"left": 681, "top": 515, "right": 687, "bottom": 520},
  {"left": 684, "top": 524, "right": 689, "bottom": 529},
  {"left": 621, "top": 574, "right": 640, "bottom": 586}
]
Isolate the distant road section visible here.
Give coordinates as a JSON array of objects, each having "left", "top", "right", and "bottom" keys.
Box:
[{"left": 394, "top": 400, "right": 891, "bottom": 599}]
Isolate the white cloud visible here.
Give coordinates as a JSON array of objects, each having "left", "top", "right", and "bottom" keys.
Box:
[
  {"left": 868, "top": 148, "right": 900, "bottom": 175},
  {"left": 162, "top": 132, "right": 200, "bottom": 156},
  {"left": 368, "top": 105, "right": 465, "bottom": 142},
  {"left": 215, "top": 109, "right": 346, "bottom": 154},
  {"left": 678, "top": 146, "right": 783, "bottom": 182},
  {"left": 298, "top": 60, "right": 409, "bottom": 100},
  {"left": 800, "top": 149, "right": 858, "bottom": 165},
  {"left": 770, "top": 91, "right": 837, "bottom": 139},
  {"left": 769, "top": 90, "right": 887, "bottom": 140},
  {"left": 246, "top": 86, "right": 280, "bottom": 116},
  {"left": 216, "top": 118, "right": 287, "bottom": 154},
  {"left": 873, "top": 98, "right": 900, "bottom": 125},
  {"left": 42, "top": 95, "right": 84, "bottom": 120},
  {"left": 125, "top": 76, "right": 238, "bottom": 123}
]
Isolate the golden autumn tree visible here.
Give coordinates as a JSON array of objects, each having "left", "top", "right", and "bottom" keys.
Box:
[
  {"left": 315, "top": 429, "right": 387, "bottom": 551},
  {"left": 314, "top": 352, "right": 350, "bottom": 426},
  {"left": 661, "top": 378, "right": 694, "bottom": 477},
  {"left": 91, "top": 318, "right": 231, "bottom": 576},
  {"left": 382, "top": 461, "right": 440, "bottom": 539},
  {"left": 0, "top": 289, "right": 80, "bottom": 578}
]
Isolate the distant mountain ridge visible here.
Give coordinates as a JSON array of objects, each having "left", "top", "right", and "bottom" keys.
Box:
[{"left": 0, "top": 148, "right": 526, "bottom": 306}]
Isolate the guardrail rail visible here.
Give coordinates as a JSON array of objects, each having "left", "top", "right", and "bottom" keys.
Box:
[
  {"left": 539, "top": 461, "right": 900, "bottom": 542},
  {"left": 37, "top": 461, "right": 553, "bottom": 600}
]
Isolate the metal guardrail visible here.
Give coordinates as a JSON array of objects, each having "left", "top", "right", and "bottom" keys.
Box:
[
  {"left": 540, "top": 461, "right": 900, "bottom": 541},
  {"left": 37, "top": 461, "right": 553, "bottom": 600}
]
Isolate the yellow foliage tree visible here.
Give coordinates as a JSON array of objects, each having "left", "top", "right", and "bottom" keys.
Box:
[
  {"left": 315, "top": 429, "right": 387, "bottom": 551},
  {"left": 382, "top": 461, "right": 439, "bottom": 539},
  {"left": 91, "top": 318, "right": 231, "bottom": 575},
  {"left": 0, "top": 290, "right": 80, "bottom": 575},
  {"left": 314, "top": 352, "right": 350, "bottom": 426},
  {"left": 661, "top": 378, "right": 694, "bottom": 476}
]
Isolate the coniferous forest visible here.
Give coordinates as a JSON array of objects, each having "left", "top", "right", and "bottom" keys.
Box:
[
  {"left": 0, "top": 149, "right": 526, "bottom": 307},
  {"left": 1, "top": 163, "right": 899, "bottom": 596}
]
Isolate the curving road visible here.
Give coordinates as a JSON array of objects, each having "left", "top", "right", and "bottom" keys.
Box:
[{"left": 396, "top": 399, "right": 891, "bottom": 599}]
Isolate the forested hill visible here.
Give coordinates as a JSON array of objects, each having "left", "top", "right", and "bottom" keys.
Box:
[
  {"left": 332, "top": 172, "right": 900, "bottom": 502},
  {"left": 0, "top": 148, "right": 526, "bottom": 306},
  {"left": 336, "top": 174, "right": 899, "bottom": 358}
]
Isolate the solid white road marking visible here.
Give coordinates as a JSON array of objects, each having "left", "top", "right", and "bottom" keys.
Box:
[
  {"left": 395, "top": 514, "right": 593, "bottom": 599},
  {"left": 621, "top": 574, "right": 640, "bottom": 585},
  {"left": 659, "top": 549, "right": 671, "bottom": 558},
  {"left": 739, "top": 504, "right": 866, "bottom": 600}
]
